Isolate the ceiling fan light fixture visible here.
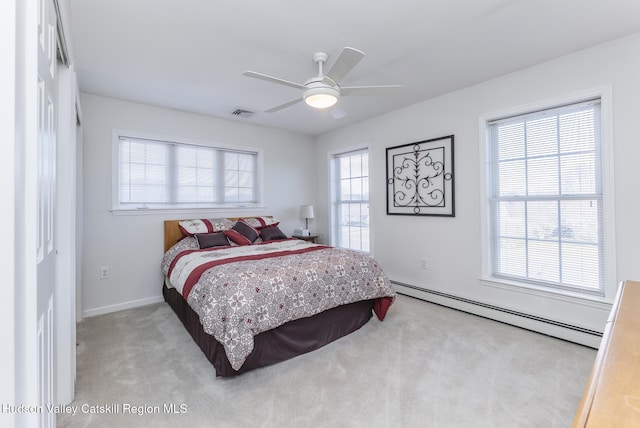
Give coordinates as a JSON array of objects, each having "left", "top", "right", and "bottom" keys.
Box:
[{"left": 304, "top": 87, "right": 339, "bottom": 109}]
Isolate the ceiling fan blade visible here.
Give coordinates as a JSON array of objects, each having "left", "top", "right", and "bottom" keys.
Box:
[
  {"left": 243, "top": 71, "right": 306, "bottom": 90},
  {"left": 326, "top": 47, "right": 365, "bottom": 84},
  {"left": 265, "top": 98, "right": 303, "bottom": 113},
  {"left": 341, "top": 85, "right": 402, "bottom": 97}
]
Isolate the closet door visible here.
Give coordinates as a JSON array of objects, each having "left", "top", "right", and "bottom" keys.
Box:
[{"left": 36, "top": 0, "right": 57, "bottom": 425}]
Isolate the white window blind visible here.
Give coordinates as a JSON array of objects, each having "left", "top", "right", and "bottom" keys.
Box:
[
  {"left": 333, "top": 149, "right": 370, "bottom": 252},
  {"left": 117, "top": 136, "right": 259, "bottom": 209},
  {"left": 487, "top": 99, "right": 604, "bottom": 295}
]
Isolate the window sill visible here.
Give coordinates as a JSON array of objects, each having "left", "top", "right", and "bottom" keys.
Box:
[
  {"left": 110, "top": 205, "right": 267, "bottom": 216},
  {"left": 479, "top": 276, "right": 613, "bottom": 310}
]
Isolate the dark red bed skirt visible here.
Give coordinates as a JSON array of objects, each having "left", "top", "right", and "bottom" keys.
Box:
[{"left": 162, "top": 284, "right": 375, "bottom": 377}]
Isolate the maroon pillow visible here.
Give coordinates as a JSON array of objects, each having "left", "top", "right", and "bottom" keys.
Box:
[
  {"left": 224, "top": 221, "right": 259, "bottom": 245},
  {"left": 195, "top": 232, "right": 230, "bottom": 249},
  {"left": 260, "top": 226, "right": 287, "bottom": 241}
]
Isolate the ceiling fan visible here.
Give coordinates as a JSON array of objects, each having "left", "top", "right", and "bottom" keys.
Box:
[{"left": 243, "top": 47, "right": 401, "bottom": 114}]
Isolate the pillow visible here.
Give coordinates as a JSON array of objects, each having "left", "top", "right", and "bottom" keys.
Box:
[
  {"left": 195, "top": 232, "right": 230, "bottom": 249},
  {"left": 259, "top": 226, "right": 287, "bottom": 241},
  {"left": 224, "top": 221, "right": 260, "bottom": 246},
  {"left": 242, "top": 217, "right": 280, "bottom": 230},
  {"left": 179, "top": 219, "right": 215, "bottom": 236},
  {"left": 209, "top": 218, "right": 235, "bottom": 232},
  {"left": 179, "top": 218, "right": 236, "bottom": 236}
]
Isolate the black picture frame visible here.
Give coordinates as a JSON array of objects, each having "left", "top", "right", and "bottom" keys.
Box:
[{"left": 386, "top": 135, "right": 455, "bottom": 216}]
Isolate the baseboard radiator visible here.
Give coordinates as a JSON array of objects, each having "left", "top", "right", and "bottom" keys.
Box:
[{"left": 392, "top": 280, "right": 603, "bottom": 344}]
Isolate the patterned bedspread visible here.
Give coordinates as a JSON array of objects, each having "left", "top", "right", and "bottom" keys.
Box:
[{"left": 162, "top": 238, "right": 395, "bottom": 370}]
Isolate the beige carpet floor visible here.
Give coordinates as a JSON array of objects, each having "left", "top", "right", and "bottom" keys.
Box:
[{"left": 58, "top": 294, "right": 596, "bottom": 428}]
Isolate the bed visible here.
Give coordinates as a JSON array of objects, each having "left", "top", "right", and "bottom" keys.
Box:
[{"left": 162, "top": 217, "right": 395, "bottom": 377}]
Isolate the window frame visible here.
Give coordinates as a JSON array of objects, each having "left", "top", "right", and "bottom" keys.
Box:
[
  {"left": 330, "top": 146, "right": 371, "bottom": 254},
  {"left": 479, "top": 87, "right": 617, "bottom": 303},
  {"left": 111, "top": 129, "right": 264, "bottom": 214}
]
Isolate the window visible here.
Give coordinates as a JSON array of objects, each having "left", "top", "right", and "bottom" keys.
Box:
[
  {"left": 486, "top": 98, "right": 606, "bottom": 296},
  {"left": 115, "top": 134, "right": 260, "bottom": 210},
  {"left": 332, "top": 149, "right": 370, "bottom": 252}
]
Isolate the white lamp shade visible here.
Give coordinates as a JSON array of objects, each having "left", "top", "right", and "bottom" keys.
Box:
[{"left": 300, "top": 204, "right": 315, "bottom": 219}]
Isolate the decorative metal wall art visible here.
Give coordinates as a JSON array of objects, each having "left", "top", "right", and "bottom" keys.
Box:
[{"left": 386, "top": 135, "right": 455, "bottom": 216}]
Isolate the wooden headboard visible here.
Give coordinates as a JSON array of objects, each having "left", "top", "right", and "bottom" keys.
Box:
[{"left": 163, "top": 216, "right": 272, "bottom": 253}]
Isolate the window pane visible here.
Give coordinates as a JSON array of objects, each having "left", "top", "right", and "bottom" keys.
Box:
[
  {"left": 225, "top": 171, "right": 238, "bottom": 187},
  {"left": 351, "top": 155, "right": 362, "bottom": 177},
  {"left": 528, "top": 240, "right": 559, "bottom": 282},
  {"left": 562, "top": 243, "right": 599, "bottom": 289},
  {"left": 128, "top": 163, "right": 145, "bottom": 183},
  {"left": 560, "top": 200, "right": 599, "bottom": 243},
  {"left": 179, "top": 167, "right": 196, "bottom": 185},
  {"left": 339, "top": 225, "right": 350, "bottom": 247},
  {"left": 225, "top": 187, "right": 238, "bottom": 202},
  {"left": 238, "top": 188, "right": 253, "bottom": 202},
  {"left": 351, "top": 178, "right": 363, "bottom": 200},
  {"left": 223, "top": 151, "right": 256, "bottom": 203},
  {"left": 560, "top": 110, "right": 595, "bottom": 153},
  {"left": 527, "top": 157, "right": 558, "bottom": 195},
  {"left": 561, "top": 153, "right": 595, "bottom": 194},
  {"left": 340, "top": 179, "right": 351, "bottom": 201},
  {"left": 146, "top": 164, "right": 165, "bottom": 184},
  {"left": 333, "top": 150, "right": 369, "bottom": 252},
  {"left": 197, "top": 168, "right": 213, "bottom": 184},
  {"left": 119, "top": 184, "right": 130, "bottom": 201},
  {"left": 361, "top": 227, "right": 370, "bottom": 252},
  {"left": 362, "top": 177, "right": 369, "bottom": 200},
  {"left": 177, "top": 147, "right": 215, "bottom": 202},
  {"left": 340, "top": 157, "right": 350, "bottom": 178},
  {"left": 118, "top": 136, "right": 258, "bottom": 208},
  {"left": 498, "top": 123, "right": 524, "bottom": 160},
  {"left": 350, "top": 204, "right": 361, "bottom": 226},
  {"left": 526, "top": 116, "right": 557, "bottom": 157},
  {"left": 498, "top": 160, "right": 525, "bottom": 196},
  {"left": 130, "top": 184, "right": 165, "bottom": 203},
  {"left": 497, "top": 201, "right": 525, "bottom": 238},
  {"left": 498, "top": 238, "right": 526, "bottom": 277},
  {"left": 196, "top": 186, "right": 214, "bottom": 201},
  {"left": 347, "top": 227, "right": 362, "bottom": 251},
  {"left": 225, "top": 153, "right": 238, "bottom": 170},
  {"left": 238, "top": 153, "right": 253, "bottom": 171},
  {"left": 178, "top": 147, "right": 197, "bottom": 167},
  {"left": 119, "top": 139, "right": 168, "bottom": 204},
  {"left": 488, "top": 99, "right": 603, "bottom": 294},
  {"left": 177, "top": 186, "right": 197, "bottom": 202},
  {"left": 362, "top": 153, "right": 369, "bottom": 177},
  {"left": 238, "top": 171, "right": 252, "bottom": 187},
  {"left": 527, "top": 201, "right": 558, "bottom": 241},
  {"left": 197, "top": 150, "right": 214, "bottom": 168},
  {"left": 129, "top": 142, "right": 146, "bottom": 163}
]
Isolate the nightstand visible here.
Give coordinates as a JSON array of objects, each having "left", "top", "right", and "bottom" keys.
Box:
[{"left": 292, "top": 234, "right": 320, "bottom": 244}]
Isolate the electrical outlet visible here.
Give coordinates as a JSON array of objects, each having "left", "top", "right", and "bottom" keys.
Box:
[
  {"left": 420, "top": 258, "right": 428, "bottom": 270},
  {"left": 100, "top": 266, "right": 110, "bottom": 280}
]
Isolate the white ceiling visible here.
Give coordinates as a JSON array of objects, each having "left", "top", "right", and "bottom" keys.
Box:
[{"left": 68, "top": 0, "right": 640, "bottom": 136}]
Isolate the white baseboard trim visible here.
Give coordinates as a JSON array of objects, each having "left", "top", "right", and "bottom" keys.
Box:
[
  {"left": 392, "top": 281, "right": 603, "bottom": 349},
  {"left": 83, "top": 295, "right": 165, "bottom": 318}
]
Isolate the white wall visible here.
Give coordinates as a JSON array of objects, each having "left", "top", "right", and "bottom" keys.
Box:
[
  {"left": 315, "top": 33, "right": 640, "bottom": 343},
  {"left": 81, "top": 94, "right": 315, "bottom": 316}
]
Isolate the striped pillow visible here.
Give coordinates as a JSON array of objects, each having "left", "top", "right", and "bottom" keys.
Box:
[{"left": 223, "top": 221, "right": 260, "bottom": 246}]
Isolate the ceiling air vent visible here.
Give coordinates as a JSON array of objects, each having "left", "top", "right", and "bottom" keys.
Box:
[{"left": 231, "top": 108, "right": 255, "bottom": 118}]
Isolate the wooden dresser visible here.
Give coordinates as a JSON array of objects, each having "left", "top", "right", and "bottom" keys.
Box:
[{"left": 572, "top": 280, "right": 640, "bottom": 427}]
